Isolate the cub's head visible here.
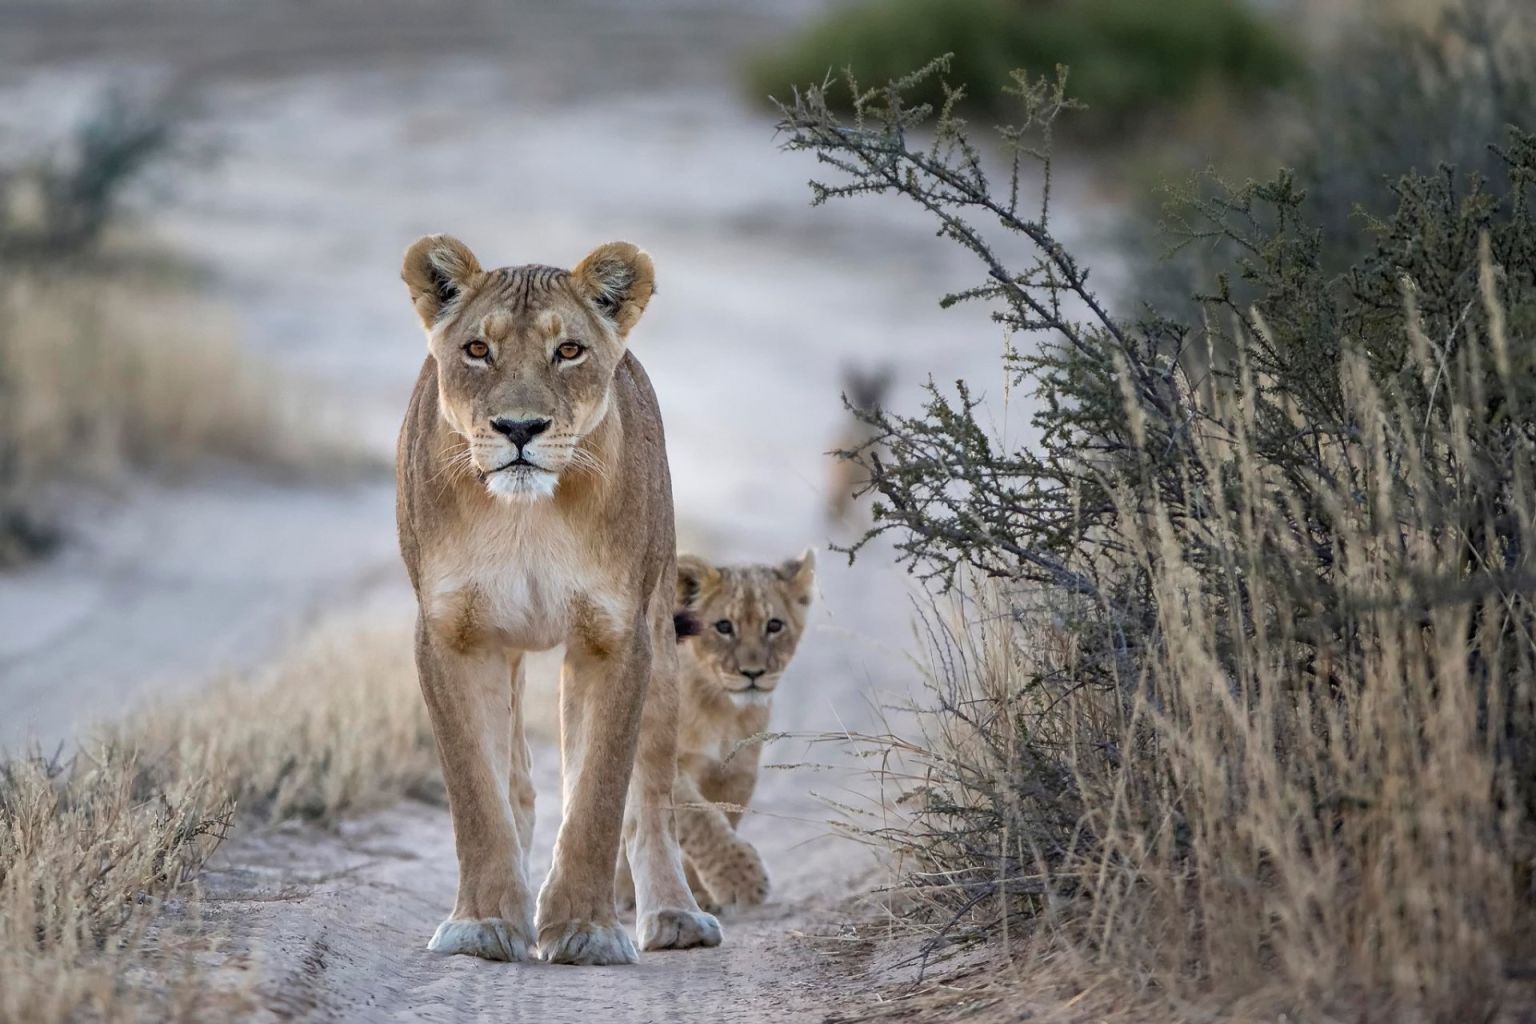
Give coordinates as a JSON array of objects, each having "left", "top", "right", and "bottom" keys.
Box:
[
  {"left": 676, "top": 550, "right": 816, "bottom": 705},
  {"left": 401, "top": 234, "right": 655, "bottom": 502}
]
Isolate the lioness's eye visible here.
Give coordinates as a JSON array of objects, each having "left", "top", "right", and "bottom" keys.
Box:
[
  {"left": 464, "top": 340, "right": 490, "bottom": 360},
  {"left": 713, "top": 620, "right": 734, "bottom": 636},
  {"left": 766, "top": 618, "right": 785, "bottom": 634},
  {"left": 556, "top": 340, "right": 585, "bottom": 361}
]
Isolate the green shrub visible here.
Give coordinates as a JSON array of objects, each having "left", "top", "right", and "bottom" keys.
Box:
[
  {"left": 1137, "top": 0, "right": 1536, "bottom": 315},
  {"left": 746, "top": 0, "right": 1298, "bottom": 130}
]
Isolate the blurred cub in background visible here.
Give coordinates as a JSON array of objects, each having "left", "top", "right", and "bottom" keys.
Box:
[
  {"left": 826, "top": 363, "right": 893, "bottom": 525},
  {"left": 635, "top": 550, "right": 817, "bottom": 913}
]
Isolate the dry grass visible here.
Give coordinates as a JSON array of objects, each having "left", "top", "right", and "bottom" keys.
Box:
[
  {"left": 0, "top": 269, "right": 362, "bottom": 565},
  {"left": 0, "top": 611, "right": 439, "bottom": 1024},
  {"left": 846, "top": 279, "right": 1536, "bottom": 1020}
]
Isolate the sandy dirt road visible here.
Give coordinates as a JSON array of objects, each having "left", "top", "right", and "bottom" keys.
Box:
[{"left": 0, "top": 1, "right": 1110, "bottom": 1017}]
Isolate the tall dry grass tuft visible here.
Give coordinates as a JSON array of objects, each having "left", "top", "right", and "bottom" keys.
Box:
[
  {"left": 856, "top": 271, "right": 1534, "bottom": 1019},
  {"left": 110, "top": 613, "right": 438, "bottom": 824},
  {"left": 0, "top": 613, "right": 437, "bottom": 1023}
]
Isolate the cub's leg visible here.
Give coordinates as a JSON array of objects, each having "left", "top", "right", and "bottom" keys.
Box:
[
  {"left": 675, "top": 771, "right": 770, "bottom": 910},
  {"left": 536, "top": 621, "right": 651, "bottom": 965},
  {"left": 415, "top": 624, "right": 535, "bottom": 961},
  {"left": 699, "top": 742, "right": 763, "bottom": 829},
  {"left": 622, "top": 610, "right": 722, "bottom": 950}
]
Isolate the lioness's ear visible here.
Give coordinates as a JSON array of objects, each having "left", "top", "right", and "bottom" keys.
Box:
[
  {"left": 777, "top": 548, "right": 816, "bottom": 607},
  {"left": 676, "top": 554, "right": 718, "bottom": 610},
  {"left": 571, "top": 241, "right": 655, "bottom": 337},
  {"left": 402, "top": 234, "right": 484, "bottom": 328}
]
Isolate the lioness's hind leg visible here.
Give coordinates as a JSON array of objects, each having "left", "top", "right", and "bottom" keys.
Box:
[
  {"left": 626, "top": 618, "right": 722, "bottom": 952},
  {"left": 508, "top": 655, "right": 535, "bottom": 862},
  {"left": 614, "top": 848, "right": 636, "bottom": 912},
  {"left": 415, "top": 626, "right": 535, "bottom": 962}
]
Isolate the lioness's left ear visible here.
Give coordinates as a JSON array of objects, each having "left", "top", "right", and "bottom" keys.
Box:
[
  {"left": 571, "top": 241, "right": 655, "bottom": 338},
  {"left": 777, "top": 548, "right": 817, "bottom": 607}
]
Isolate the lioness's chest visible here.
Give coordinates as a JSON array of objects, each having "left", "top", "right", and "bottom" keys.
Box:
[{"left": 420, "top": 515, "right": 624, "bottom": 654}]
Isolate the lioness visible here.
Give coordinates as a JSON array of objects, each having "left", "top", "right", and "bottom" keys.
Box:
[{"left": 396, "top": 235, "right": 721, "bottom": 965}]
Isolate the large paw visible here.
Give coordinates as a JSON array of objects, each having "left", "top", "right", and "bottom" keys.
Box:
[
  {"left": 637, "top": 908, "right": 722, "bottom": 951},
  {"left": 427, "top": 917, "right": 535, "bottom": 962},
  {"left": 539, "top": 920, "right": 638, "bottom": 966}
]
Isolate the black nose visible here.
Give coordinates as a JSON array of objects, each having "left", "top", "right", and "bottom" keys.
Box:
[
  {"left": 490, "top": 417, "right": 551, "bottom": 448},
  {"left": 740, "top": 669, "right": 766, "bottom": 683}
]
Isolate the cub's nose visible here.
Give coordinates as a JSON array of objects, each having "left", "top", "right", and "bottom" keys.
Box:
[
  {"left": 490, "top": 417, "right": 551, "bottom": 449},
  {"left": 740, "top": 669, "right": 766, "bottom": 683}
]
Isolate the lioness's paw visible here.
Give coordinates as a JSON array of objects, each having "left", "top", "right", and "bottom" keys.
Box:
[
  {"left": 637, "top": 908, "right": 723, "bottom": 951},
  {"left": 539, "top": 920, "right": 638, "bottom": 966},
  {"left": 428, "top": 917, "right": 535, "bottom": 962}
]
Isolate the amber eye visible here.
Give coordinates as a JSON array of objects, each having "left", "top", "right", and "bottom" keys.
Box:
[
  {"left": 556, "top": 340, "right": 585, "bottom": 361},
  {"left": 765, "top": 618, "right": 785, "bottom": 635},
  {"left": 464, "top": 339, "right": 490, "bottom": 360},
  {"left": 713, "top": 620, "right": 734, "bottom": 636}
]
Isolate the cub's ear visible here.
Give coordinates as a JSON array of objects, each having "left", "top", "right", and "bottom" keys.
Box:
[
  {"left": 572, "top": 241, "right": 655, "bottom": 338},
  {"left": 676, "top": 554, "right": 719, "bottom": 610},
  {"left": 402, "top": 234, "right": 484, "bottom": 328},
  {"left": 777, "top": 548, "right": 817, "bottom": 607}
]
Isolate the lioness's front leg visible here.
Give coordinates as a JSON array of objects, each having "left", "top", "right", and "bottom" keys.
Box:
[
  {"left": 537, "top": 622, "right": 650, "bottom": 965},
  {"left": 415, "top": 623, "right": 535, "bottom": 961}
]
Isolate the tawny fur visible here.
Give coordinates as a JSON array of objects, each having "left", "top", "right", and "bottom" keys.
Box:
[
  {"left": 618, "top": 552, "right": 815, "bottom": 913},
  {"left": 827, "top": 364, "right": 893, "bottom": 525},
  {"left": 396, "top": 234, "right": 719, "bottom": 965}
]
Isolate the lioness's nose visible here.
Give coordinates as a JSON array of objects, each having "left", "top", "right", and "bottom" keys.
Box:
[
  {"left": 740, "top": 669, "right": 766, "bottom": 683},
  {"left": 490, "top": 417, "right": 551, "bottom": 448}
]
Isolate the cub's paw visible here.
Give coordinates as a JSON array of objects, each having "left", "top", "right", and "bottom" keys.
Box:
[
  {"left": 539, "top": 920, "right": 638, "bottom": 966},
  {"left": 637, "top": 908, "right": 723, "bottom": 951},
  {"left": 691, "top": 885, "right": 722, "bottom": 916},
  {"left": 699, "top": 841, "right": 771, "bottom": 909},
  {"left": 427, "top": 917, "right": 535, "bottom": 962}
]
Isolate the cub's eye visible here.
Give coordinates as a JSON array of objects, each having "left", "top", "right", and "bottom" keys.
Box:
[
  {"left": 765, "top": 618, "right": 785, "bottom": 635},
  {"left": 464, "top": 340, "right": 491, "bottom": 360},
  {"left": 713, "top": 619, "right": 734, "bottom": 636},
  {"left": 555, "top": 340, "right": 585, "bottom": 361}
]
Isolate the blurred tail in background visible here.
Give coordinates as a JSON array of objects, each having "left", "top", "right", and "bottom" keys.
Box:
[{"left": 825, "top": 362, "right": 892, "bottom": 527}]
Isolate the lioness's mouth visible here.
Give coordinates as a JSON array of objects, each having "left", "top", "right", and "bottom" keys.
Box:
[{"left": 481, "top": 456, "right": 546, "bottom": 479}]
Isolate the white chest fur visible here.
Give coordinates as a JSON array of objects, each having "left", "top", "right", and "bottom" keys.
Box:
[{"left": 422, "top": 505, "right": 620, "bottom": 654}]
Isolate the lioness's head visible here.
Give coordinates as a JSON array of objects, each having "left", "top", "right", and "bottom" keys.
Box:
[
  {"left": 402, "top": 235, "right": 655, "bottom": 502},
  {"left": 676, "top": 551, "right": 816, "bottom": 705}
]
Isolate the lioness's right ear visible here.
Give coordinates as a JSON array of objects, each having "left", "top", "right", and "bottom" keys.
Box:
[
  {"left": 402, "top": 234, "right": 484, "bottom": 329},
  {"left": 676, "top": 554, "right": 719, "bottom": 609}
]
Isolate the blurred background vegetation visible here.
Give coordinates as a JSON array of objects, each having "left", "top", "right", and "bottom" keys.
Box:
[
  {"left": 746, "top": 0, "right": 1300, "bottom": 133},
  {"left": 0, "top": 90, "right": 349, "bottom": 567}
]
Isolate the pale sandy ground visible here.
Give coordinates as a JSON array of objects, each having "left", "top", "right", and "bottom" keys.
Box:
[{"left": 0, "top": 2, "right": 1114, "bottom": 1018}]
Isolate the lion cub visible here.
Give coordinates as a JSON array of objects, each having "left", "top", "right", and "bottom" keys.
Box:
[{"left": 668, "top": 550, "right": 816, "bottom": 911}]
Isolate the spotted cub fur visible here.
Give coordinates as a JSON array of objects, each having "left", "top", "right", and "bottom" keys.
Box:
[{"left": 620, "top": 550, "right": 816, "bottom": 913}]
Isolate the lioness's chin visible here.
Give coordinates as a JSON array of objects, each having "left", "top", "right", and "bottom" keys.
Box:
[
  {"left": 484, "top": 467, "right": 560, "bottom": 503},
  {"left": 725, "top": 688, "right": 775, "bottom": 708}
]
